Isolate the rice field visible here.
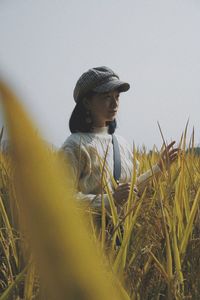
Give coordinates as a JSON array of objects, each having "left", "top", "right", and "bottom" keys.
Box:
[{"left": 0, "top": 81, "right": 200, "bottom": 299}]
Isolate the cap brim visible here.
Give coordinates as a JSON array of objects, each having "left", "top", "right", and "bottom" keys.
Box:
[{"left": 92, "top": 79, "right": 130, "bottom": 93}]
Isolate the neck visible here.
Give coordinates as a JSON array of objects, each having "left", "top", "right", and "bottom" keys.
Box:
[
  {"left": 92, "top": 126, "right": 109, "bottom": 134},
  {"left": 92, "top": 120, "right": 106, "bottom": 127}
]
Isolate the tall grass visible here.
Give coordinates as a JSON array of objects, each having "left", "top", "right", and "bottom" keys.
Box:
[{"left": 0, "top": 81, "right": 200, "bottom": 299}]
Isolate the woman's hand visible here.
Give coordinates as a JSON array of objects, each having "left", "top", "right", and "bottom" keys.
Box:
[
  {"left": 113, "top": 183, "right": 138, "bottom": 206},
  {"left": 158, "top": 141, "right": 180, "bottom": 171}
]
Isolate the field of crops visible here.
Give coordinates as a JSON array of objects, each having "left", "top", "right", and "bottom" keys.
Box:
[{"left": 0, "top": 82, "right": 200, "bottom": 300}]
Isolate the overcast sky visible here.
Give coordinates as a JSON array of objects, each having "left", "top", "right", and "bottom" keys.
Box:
[{"left": 0, "top": 0, "right": 200, "bottom": 150}]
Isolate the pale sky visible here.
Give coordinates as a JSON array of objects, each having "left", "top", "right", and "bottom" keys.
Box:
[{"left": 0, "top": 0, "right": 200, "bottom": 150}]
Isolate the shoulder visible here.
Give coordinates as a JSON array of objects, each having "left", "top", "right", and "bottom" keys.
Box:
[
  {"left": 60, "top": 133, "right": 92, "bottom": 157},
  {"left": 115, "top": 134, "right": 133, "bottom": 151},
  {"left": 115, "top": 134, "right": 140, "bottom": 169},
  {"left": 61, "top": 133, "right": 83, "bottom": 149},
  {"left": 59, "top": 133, "right": 90, "bottom": 166}
]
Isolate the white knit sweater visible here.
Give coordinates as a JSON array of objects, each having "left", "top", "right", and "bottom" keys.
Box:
[{"left": 61, "top": 126, "right": 161, "bottom": 209}]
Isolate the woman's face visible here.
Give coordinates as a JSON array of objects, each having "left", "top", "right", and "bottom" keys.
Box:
[{"left": 86, "top": 90, "right": 120, "bottom": 127}]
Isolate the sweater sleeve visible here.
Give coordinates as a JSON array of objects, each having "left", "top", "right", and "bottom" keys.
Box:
[
  {"left": 137, "top": 164, "right": 161, "bottom": 188},
  {"left": 74, "top": 192, "right": 110, "bottom": 209},
  {"left": 117, "top": 135, "right": 161, "bottom": 187},
  {"left": 60, "top": 142, "right": 110, "bottom": 210}
]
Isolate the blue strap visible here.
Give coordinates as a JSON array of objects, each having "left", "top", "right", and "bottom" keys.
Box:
[{"left": 112, "top": 134, "right": 121, "bottom": 182}]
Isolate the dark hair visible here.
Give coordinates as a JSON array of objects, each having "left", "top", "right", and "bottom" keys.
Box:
[{"left": 69, "top": 92, "right": 117, "bottom": 134}]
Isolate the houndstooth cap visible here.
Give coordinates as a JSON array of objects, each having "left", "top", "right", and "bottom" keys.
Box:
[{"left": 73, "top": 66, "right": 130, "bottom": 103}]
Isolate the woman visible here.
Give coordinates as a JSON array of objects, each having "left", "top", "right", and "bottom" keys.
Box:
[{"left": 61, "top": 66, "right": 179, "bottom": 210}]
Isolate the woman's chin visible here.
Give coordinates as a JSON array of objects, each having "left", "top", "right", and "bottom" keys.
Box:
[
  {"left": 107, "top": 113, "right": 117, "bottom": 120},
  {"left": 107, "top": 117, "right": 115, "bottom": 122}
]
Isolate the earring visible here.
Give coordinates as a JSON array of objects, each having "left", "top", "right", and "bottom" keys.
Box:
[{"left": 85, "top": 110, "right": 92, "bottom": 124}]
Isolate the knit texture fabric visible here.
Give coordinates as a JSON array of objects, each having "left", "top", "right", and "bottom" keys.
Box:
[{"left": 61, "top": 127, "right": 160, "bottom": 209}]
